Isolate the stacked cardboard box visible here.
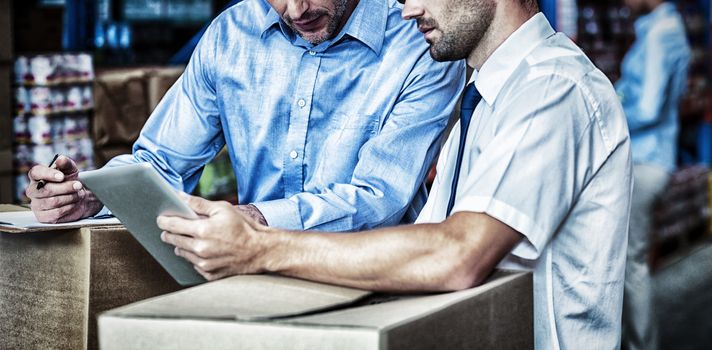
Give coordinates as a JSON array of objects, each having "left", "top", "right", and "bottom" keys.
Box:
[
  {"left": 92, "top": 67, "right": 183, "bottom": 167},
  {"left": 0, "top": 210, "right": 183, "bottom": 349},
  {"left": 0, "top": 0, "right": 13, "bottom": 203},
  {"left": 99, "top": 271, "right": 533, "bottom": 350}
]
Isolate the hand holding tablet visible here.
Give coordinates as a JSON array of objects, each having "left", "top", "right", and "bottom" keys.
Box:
[{"left": 79, "top": 163, "right": 205, "bottom": 286}]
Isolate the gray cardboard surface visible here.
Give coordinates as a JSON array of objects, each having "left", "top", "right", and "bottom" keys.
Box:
[
  {"left": 108, "top": 274, "right": 371, "bottom": 321},
  {"left": 0, "top": 228, "right": 90, "bottom": 350},
  {"left": 100, "top": 317, "right": 382, "bottom": 350},
  {"left": 99, "top": 271, "right": 533, "bottom": 350},
  {"left": 286, "top": 270, "right": 526, "bottom": 328},
  {"left": 0, "top": 220, "right": 183, "bottom": 350},
  {"left": 87, "top": 226, "right": 183, "bottom": 349}
]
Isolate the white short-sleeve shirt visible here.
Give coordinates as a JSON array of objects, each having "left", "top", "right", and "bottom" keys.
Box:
[{"left": 416, "top": 13, "right": 632, "bottom": 350}]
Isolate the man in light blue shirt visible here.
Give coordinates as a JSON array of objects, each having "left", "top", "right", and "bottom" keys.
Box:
[
  {"left": 26, "top": 0, "right": 465, "bottom": 229},
  {"left": 615, "top": 1, "right": 690, "bottom": 349}
]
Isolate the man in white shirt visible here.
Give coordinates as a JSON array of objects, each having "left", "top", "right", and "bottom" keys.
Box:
[{"left": 157, "top": 0, "right": 633, "bottom": 348}]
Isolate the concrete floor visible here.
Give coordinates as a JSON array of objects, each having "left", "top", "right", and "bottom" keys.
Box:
[{"left": 654, "top": 239, "right": 712, "bottom": 350}]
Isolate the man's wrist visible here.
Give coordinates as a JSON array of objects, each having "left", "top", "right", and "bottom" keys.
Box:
[
  {"left": 255, "top": 227, "right": 290, "bottom": 274},
  {"left": 237, "top": 204, "right": 268, "bottom": 226}
]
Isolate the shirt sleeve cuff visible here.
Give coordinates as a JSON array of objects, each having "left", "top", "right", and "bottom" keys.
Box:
[
  {"left": 94, "top": 206, "right": 112, "bottom": 218},
  {"left": 452, "top": 196, "right": 546, "bottom": 260},
  {"left": 252, "top": 198, "right": 303, "bottom": 230}
]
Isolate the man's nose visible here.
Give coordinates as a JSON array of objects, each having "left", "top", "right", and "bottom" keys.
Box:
[
  {"left": 400, "top": 0, "right": 425, "bottom": 21},
  {"left": 286, "top": 0, "right": 309, "bottom": 19}
]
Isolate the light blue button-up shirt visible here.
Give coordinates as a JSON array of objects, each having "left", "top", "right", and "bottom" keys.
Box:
[
  {"left": 615, "top": 2, "right": 690, "bottom": 171},
  {"left": 105, "top": 0, "right": 465, "bottom": 231}
]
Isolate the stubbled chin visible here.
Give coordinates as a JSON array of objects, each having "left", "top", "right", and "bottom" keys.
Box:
[
  {"left": 429, "top": 46, "right": 447, "bottom": 62},
  {"left": 298, "top": 30, "right": 330, "bottom": 45}
]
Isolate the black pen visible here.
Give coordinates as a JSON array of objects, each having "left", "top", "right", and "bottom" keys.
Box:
[{"left": 36, "top": 154, "right": 60, "bottom": 190}]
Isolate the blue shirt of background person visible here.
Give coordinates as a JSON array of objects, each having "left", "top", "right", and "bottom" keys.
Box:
[
  {"left": 105, "top": 0, "right": 465, "bottom": 231},
  {"left": 615, "top": 2, "right": 691, "bottom": 171}
]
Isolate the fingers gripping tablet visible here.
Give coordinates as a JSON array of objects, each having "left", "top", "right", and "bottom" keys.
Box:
[{"left": 79, "top": 163, "right": 205, "bottom": 286}]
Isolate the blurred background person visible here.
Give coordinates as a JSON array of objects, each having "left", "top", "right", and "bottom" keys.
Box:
[{"left": 615, "top": 0, "right": 691, "bottom": 349}]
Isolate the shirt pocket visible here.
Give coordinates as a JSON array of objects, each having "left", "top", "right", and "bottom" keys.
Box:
[{"left": 315, "top": 113, "right": 380, "bottom": 185}]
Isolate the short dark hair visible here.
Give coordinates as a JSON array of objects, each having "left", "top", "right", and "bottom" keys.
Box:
[{"left": 521, "top": 0, "right": 540, "bottom": 12}]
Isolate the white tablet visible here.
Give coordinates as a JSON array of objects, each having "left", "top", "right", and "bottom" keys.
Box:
[{"left": 79, "top": 162, "right": 205, "bottom": 286}]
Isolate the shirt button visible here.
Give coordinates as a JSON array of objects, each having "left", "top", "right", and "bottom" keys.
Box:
[
  {"left": 289, "top": 150, "right": 298, "bottom": 159},
  {"left": 308, "top": 50, "right": 316, "bottom": 56},
  {"left": 297, "top": 99, "right": 306, "bottom": 107}
]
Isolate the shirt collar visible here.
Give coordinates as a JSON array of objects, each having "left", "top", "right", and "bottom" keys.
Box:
[
  {"left": 470, "top": 12, "right": 555, "bottom": 106},
  {"left": 260, "top": 0, "right": 387, "bottom": 54},
  {"left": 260, "top": 3, "right": 283, "bottom": 35},
  {"left": 634, "top": 2, "right": 675, "bottom": 36}
]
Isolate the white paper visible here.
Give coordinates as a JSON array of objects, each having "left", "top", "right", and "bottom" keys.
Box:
[{"left": 0, "top": 211, "right": 120, "bottom": 231}]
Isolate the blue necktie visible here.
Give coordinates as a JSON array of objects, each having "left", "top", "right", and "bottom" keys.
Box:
[{"left": 446, "top": 83, "right": 482, "bottom": 216}]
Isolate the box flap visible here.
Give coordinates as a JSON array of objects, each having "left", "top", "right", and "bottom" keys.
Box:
[
  {"left": 106, "top": 275, "right": 371, "bottom": 321},
  {"left": 278, "top": 270, "right": 528, "bottom": 329}
]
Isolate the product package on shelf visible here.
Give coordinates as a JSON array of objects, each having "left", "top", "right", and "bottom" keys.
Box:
[
  {"left": 576, "top": 1, "right": 634, "bottom": 82},
  {"left": 14, "top": 54, "right": 94, "bottom": 86},
  {"left": 11, "top": 53, "right": 96, "bottom": 203}
]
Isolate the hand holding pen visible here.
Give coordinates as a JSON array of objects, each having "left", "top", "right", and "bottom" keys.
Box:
[
  {"left": 25, "top": 154, "right": 104, "bottom": 223},
  {"left": 36, "top": 153, "right": 59, "bottom": 190}
]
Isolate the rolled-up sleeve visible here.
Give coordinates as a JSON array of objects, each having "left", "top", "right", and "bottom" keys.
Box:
[{"left": 105, "top": 22, "right": 224, "bottom": 192}]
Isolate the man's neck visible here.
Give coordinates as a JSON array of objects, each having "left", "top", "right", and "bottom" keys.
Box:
[
  {"left": 466, "top": 3, "right": 536, "bottom": 70},
  {"left": 334, "top": 0, "right": 360, "bottom": 38}
]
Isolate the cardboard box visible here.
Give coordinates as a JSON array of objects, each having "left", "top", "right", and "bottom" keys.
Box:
[
  {"left": 99, "top": 271, "right": 533, "bottom": 349},
  {"left": 146, "top": 66, "right": 183, "bottom": 112},
  {"left": 92, "top": 67, "right": 182, "bottom": 167},
  {"left": 92, "top": 68, "right": 151, "bottom": 166},
  {"left": 0, "top": 221, "right": 183, "bottom": 350}
]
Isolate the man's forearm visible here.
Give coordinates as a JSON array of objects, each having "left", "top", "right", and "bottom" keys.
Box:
[
  {"left": 260, "top": 224, "right": 457, "bottom": 292},
  {"left": 158, "top": 196, "right": 521, "bottom": 291},
  {"left": 258, "top": 212, "right": 522, "bottom": 292}
]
